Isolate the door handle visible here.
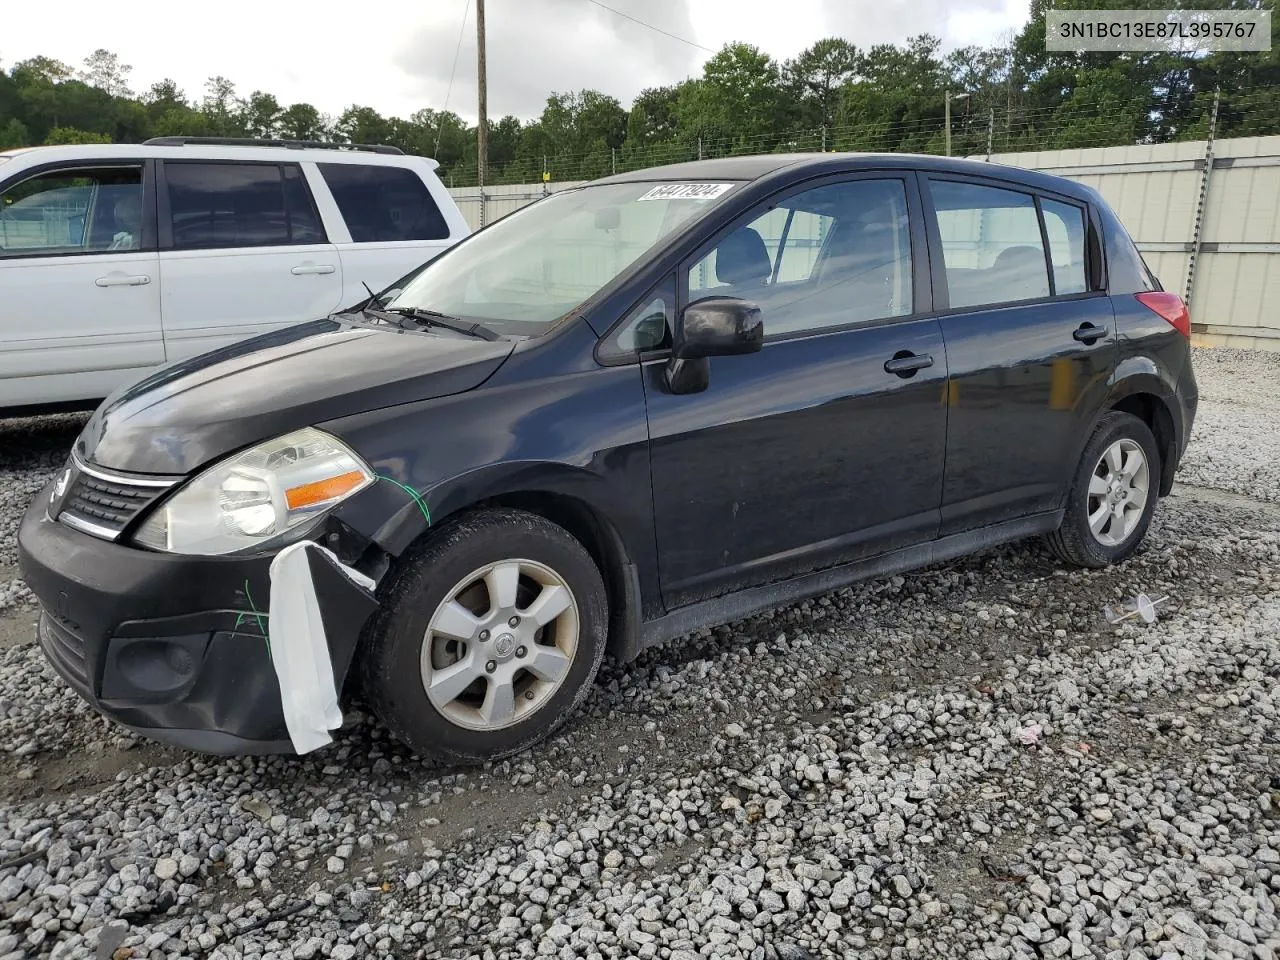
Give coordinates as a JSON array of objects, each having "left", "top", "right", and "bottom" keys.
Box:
[
  {"left": 884, "top": 352, "right": 934, "bottom": 377},
  {"left": 1073, "top": 323, "right": 1108, "bottom": 344},
  {"left": 95, "top": 274, "right": 151, "bottom": 287},
  {"left": 291, "top": 264, "right": 336, "bottom": 276}
]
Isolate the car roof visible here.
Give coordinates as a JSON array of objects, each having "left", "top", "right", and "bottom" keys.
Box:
[
  {"left": 0, "top": 142, "right": 440, "bottom": 170},
  {"left": 594, "top": 151, "right": 1098, "bottom": 203}
]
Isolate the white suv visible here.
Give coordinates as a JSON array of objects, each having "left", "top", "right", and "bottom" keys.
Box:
[{"left": 0, "top": 137, "right": 470, "bottom": 413}]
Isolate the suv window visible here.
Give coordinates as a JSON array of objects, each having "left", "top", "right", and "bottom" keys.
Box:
[
  {"left": 164, "top": 162, "right": 324, "bottom": 251},
  {"left": 319, "top": 164, "right": 449, "bottom": 242},
  {"left": 930, "top": 180, "right": 1051, "bottom": 309},
  {"left": 687, "top": 178, "right": 913, "bottom": 337},
  {"left": 0, "top": 165, "right": 144, "bottom": 257}
]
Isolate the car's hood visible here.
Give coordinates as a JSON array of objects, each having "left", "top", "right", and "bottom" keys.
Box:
[{"left": 76, "top": 319, "right": 515, "bottom": 474}]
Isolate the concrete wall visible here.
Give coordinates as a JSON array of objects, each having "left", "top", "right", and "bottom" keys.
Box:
[{"left": 447, "top": 136, "right": 1280, "bottom": 350}]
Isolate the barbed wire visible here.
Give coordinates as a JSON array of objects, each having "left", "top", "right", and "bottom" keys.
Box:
[{"left": 438, "top": 87, "right": 1279, "bottom": 188}]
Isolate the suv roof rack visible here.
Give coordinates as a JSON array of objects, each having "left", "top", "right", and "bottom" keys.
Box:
[{"left": 141, "top": 136, "right": 404, "bottom": 156}]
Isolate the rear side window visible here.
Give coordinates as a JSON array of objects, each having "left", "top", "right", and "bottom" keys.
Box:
[
  {"left": 1040, "top": 198, "right": 1088, "bottom": 295},
  {"left": 319, "top": 164, "right": 450, "bottom": 242},
  {"left": 0, "top": 165, "right": 145, "bottom": 257},
  {"left": 164, "top": 162, "right": 325, "bottom": 251},
  {"left": 930, "top": 180, "right": 1050, "bottom": 309}
]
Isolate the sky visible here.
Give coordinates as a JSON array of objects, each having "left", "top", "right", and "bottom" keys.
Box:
[{"left": 5, "top": 0, "right": 1031, "bottom": 123}]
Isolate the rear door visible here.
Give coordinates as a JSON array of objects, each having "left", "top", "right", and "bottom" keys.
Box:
[
  {"left": 157, "top": 160, "right": 343, "bottom": 361},
  {"left": 314, "top": 161, "right": 457, "bottom": 299},
  {"left": 0, "top": 160, "right": 164, "bottom": 407},
  {"left": 922, "top": 175, "right": 1116, "bottom": 535},
  {"left": 641, "top": 173, "right": 948, "bottom": 609}
]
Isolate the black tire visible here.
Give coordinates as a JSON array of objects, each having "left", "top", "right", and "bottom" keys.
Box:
[
  {"left": 360, "top": 508, "right": 608, "bottom": 763},
  {"left": 1046, "top": 410, "right": 1162, "bottom": 569}
]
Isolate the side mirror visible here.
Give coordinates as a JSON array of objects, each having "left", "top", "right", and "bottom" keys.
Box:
[{"left": 673, "top": 297, "right": 764, "bottom": 359}]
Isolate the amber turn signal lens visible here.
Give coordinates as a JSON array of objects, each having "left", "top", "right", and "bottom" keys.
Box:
[{"left": 285, "top": 470, "right": 366, "bottom": 510}]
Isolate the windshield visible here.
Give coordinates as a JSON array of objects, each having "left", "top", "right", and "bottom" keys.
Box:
[{"left": 385, "top": 180, "right": 739, "bottom": 332}]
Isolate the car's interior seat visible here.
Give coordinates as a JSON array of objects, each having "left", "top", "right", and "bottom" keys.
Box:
[
  {"left": 988, "top": 244, "right": 1050, "bottom": 301},
  {"left": 811, "top": 214, "right": 905, "bottom": 323},
  {"left": 712, "top": 226, "right": 772, "bottom": 299}
]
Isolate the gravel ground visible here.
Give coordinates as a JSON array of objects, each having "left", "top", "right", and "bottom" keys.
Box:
[{"left": 0, "top": 346, "right": 1276, "bottom": 960}]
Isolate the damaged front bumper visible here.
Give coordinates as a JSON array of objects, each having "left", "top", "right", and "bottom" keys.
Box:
[{"left": 17, "top": 483, "right": 379, "bottom": 756}]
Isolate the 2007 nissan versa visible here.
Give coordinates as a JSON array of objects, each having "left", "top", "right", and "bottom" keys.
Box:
[{"left": 19, "top": 153, "right": 1198, "bottom": 762}]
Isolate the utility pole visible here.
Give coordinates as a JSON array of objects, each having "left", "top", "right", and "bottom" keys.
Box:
[
  {"left": 476, "top": 0, "right": 487, "bottom": 223},
  {"left": 945, "top": 90, "right": 970, "bottom": 157},
  {"left": 945, "top": 90, "right": 952, "bottom": 157}
]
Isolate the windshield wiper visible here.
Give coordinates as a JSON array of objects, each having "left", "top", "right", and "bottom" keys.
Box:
[
  {"left": 387, "top": 307, "right": 502, "bottom": 342},
  {"left": 350, "top": 304, "right": 410, "bottom": 330}
]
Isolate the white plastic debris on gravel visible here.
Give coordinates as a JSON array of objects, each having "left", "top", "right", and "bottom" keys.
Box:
[{"left": 0, "top": 347, "right": 1274, "bottom": 960}]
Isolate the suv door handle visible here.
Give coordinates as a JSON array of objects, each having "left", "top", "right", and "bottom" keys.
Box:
[
  {"left": 95, "top": 274, "right": 150, "bottom": 287},
  {"left": 884, "top": 352, "right": 934, "bottom": 377},
  {"left": 1073, "top": 323, "right": 1108, "bottom": 344},
  {"left": 291, "top": 264, "right": 336, "bottom": 276}
]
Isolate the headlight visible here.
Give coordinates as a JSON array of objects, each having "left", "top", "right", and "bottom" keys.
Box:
[{"left": 134, "top": 427, "right": 374, "bottom": 555}]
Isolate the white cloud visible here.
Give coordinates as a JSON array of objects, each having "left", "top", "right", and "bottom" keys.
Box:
[{"left": 3, "top": 0, "right": 1030, "bottom": 123}]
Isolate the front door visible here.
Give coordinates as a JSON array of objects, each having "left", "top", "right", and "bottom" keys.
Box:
[
  {"left": 157, "top": 160, "right": 344, "bottom": 362},
  {"left": 922, "top": 176, "right": 1117, "bottom": 535},
  {"left": 644, "top": 174, "right": 949, "bottom": 610},
  {"left": 0, "top": 161, "right": 164, "bottom": 408}
]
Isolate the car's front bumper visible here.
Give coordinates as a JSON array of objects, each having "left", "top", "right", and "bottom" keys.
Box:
[{"left": 18, "top": 482, "right": 379, "bottom": 755}]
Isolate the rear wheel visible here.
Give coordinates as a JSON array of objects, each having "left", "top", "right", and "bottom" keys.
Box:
[
  {"left": 361, "top": 509, "right": 608, "bottom": 763},
  {"left": 1046, "top": 411, "right": 1161, "bottom": 569}
]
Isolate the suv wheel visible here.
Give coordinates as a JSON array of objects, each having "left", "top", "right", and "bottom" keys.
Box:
[
  {"left": 1046, "top": 411, "right": 1162, "bottom": 569},
  {"left": 361, "top": 509, "right": 607, "bottom": 763}
]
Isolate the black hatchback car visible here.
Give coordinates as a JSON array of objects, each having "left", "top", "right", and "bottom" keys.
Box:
[{"left": 19, "top": 153, "right": 1197, "bottom": 762}]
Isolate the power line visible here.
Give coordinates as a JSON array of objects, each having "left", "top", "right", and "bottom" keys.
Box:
[
  {"left": 584, "top": 0, "right": 714, "bottom": 53},
  {"left": 436, "top": 0, "right": 471, "bottom": 157}
]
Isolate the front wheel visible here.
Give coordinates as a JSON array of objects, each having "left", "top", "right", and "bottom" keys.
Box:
[
  {"left": 361, "top": 509, "right": 608, "bottom": 763},
  {"left": 1046, "top": 411, "right": 1162, "bottom": 569}
]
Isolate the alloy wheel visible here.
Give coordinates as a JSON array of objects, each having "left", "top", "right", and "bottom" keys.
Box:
[
  {"left": 1087, "top": 438, "right": 1150, "bottom": 547},
  {"left": 420, "top": 559, "right": 579, "bottom": 731}
]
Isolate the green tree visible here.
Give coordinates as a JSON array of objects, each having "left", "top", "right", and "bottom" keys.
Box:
[
  {"left": 489, "top": 115, "right": 521, "bottom": 166},
  {"left": 44, "top": 126, "right": 112, "bottom": 145},
  {"left": 785, "top": 38, "right": 861, "bottom": 131},
  {"left": 240, "top": 91, "right": 282, "bottom": 138},
  {"left": 79, "top": 49, "right": 132, "bottom": 98},
  {"left": 334, "top": 105, "right": 393, "bottom": 145},
  {"left": 0, "top": 118, "right": 29, "bottom": 149},
  {"left": 201, "top": 76, "right": 242, "bottom": 135},
  {"left": 676, "top": 44, "right": 787, "bottom": 148},
  {"left": 630, "top": 85, "right": 680, "bottom": 143},
  {"left": 12, "top": 56, "right": 73, "bottom": 84},
  {"left": 143, "top": 79, "right": 185, "bottom": 108},
  {"left": 278, "top": 103, "right": 326, "bottom": 140}
]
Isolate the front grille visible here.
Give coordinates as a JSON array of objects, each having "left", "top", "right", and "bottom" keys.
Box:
[
  {"left": 38, "top": 612, "right": 89, "bottom": 691},
  {"left": 55, "top": 459, "right": 178, "bottom": 541}
]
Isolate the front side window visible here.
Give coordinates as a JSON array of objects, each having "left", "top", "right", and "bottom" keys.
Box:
[
  {"left": 686, "top": 178, "right": 914, "bottom": 337},
  {"left": 319, "top": 163, "right": 450, "bottom": 242},
  {"left": 164, "top": 162, "right": 324, "bottom": 251},
  {"left": 386, "top": 180, "right": 738, "bottom": 334},
  {"left": 929, "top": 180, "right": 1051, "bottom": 309},
  {"left": 0, "top": 165, "right": 144, "bottom": 257}
]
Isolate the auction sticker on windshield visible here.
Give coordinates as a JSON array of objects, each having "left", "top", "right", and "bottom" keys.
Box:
[{"left": 637, "top": 183, "right": 735, "bottom": 202}]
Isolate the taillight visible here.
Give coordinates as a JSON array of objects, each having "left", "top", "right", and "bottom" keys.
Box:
[{"left": 1135, "top": 291, "right": 1190, "bottom": 338}]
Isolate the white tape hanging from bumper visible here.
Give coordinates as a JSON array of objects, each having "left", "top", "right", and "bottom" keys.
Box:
[{"left": 267, "top": 542, "right": 376, "bottom": 755}]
